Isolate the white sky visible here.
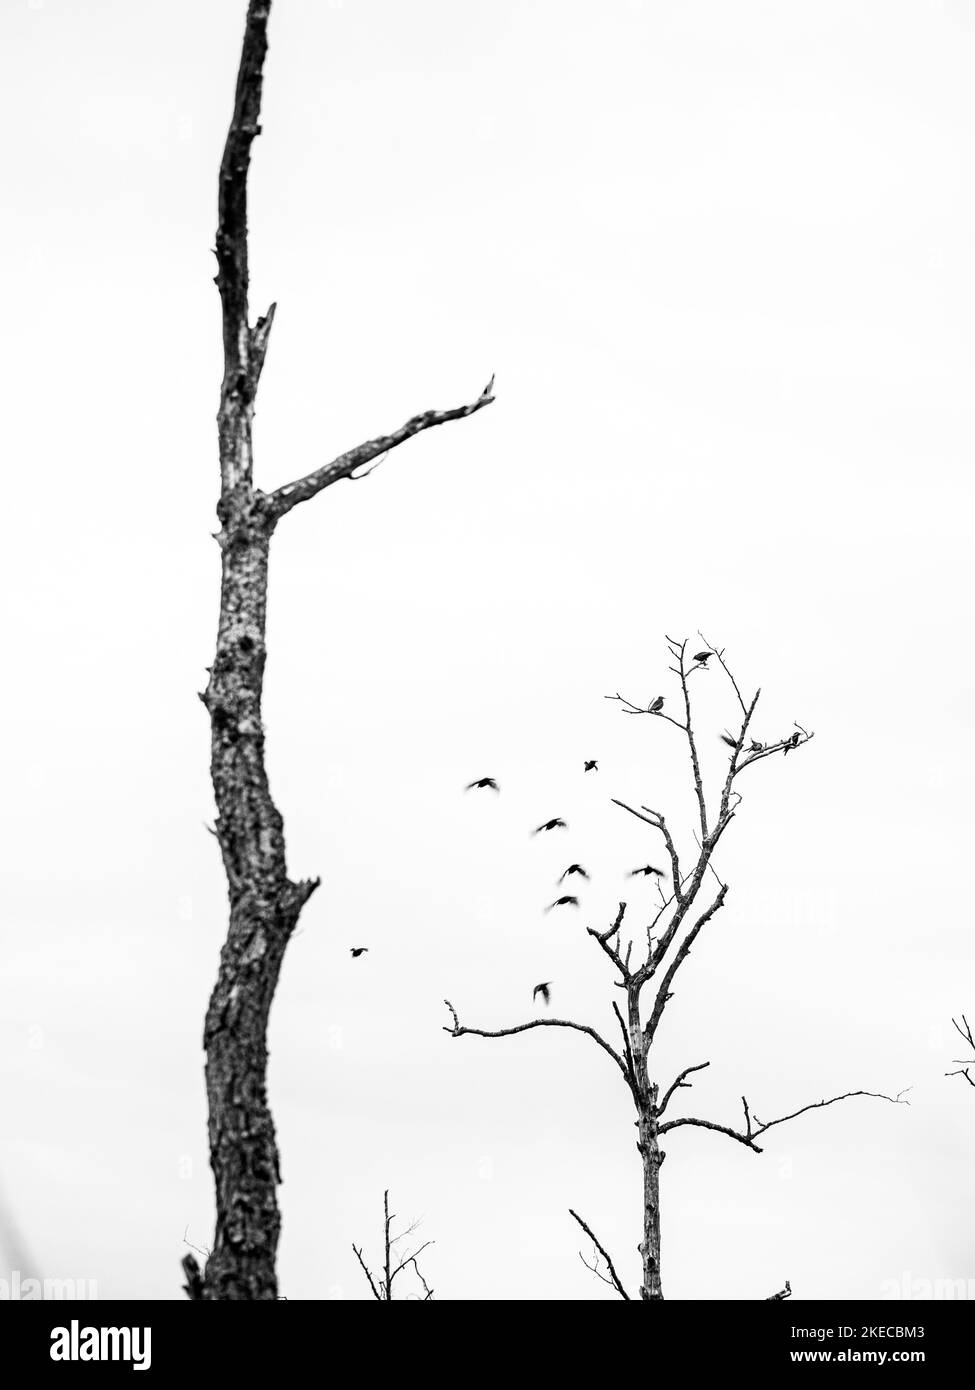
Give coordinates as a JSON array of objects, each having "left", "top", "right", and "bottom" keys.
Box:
[{"left": 1, "top": 0, "right": 973, "bottom": 1300}]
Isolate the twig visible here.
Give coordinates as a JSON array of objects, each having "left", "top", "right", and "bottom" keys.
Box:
[{"left": 568, "top": 1209, "right": 630, "bottom": 1300}]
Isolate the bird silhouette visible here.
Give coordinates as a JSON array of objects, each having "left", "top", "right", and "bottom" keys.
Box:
[
  {"left": 533, "top": 981, "right": 552, "bottom": 1005},
  {"left": 466, "top": 777, "right": 499, "bottom": 792},
  {"left": 720, "top": 733, "right": 739, "bottom": 749},
  {"left": 350, "top": 947, "right": 368, "bottom": 958},
  {"left": 783, "top": 732, "right": 802, "bottom": 754},
  {"left": 584, "top": 759, "right": 598, "bottom": 772},
  {"left": 532, "top": 818, "right": 567, "bottom": 835},
  {"left": 693, "top": 650, "right": 712, "bottom": 664},
  {"left": 546, "top": 895, "right": 580, "bottom": 911},
  {"left": 558, "top": 864, "right": 590, "bottom": 883},
  {"left": 629, "top": 864, "right": 663, "bottom": 877},
  {"left": 649, "top": 696, "right": 664, "bottom": 713},
  {"left": 749, "top": 739, "right": 764, "bottom": 752}
]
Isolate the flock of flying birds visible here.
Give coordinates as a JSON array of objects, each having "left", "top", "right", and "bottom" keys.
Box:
[
  {"left": 462, "top": 762, "right": 668, "bottom": 1007},
  {"left": 347, "top": 650, "right": 798, "bottom": 993},
  {"left": 349, "top": 756, "right": 669, "bottom": 1009}
]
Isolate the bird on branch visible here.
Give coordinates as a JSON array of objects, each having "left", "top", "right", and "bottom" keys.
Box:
[
  {"left": 533, "top": 982, "right": 552, "bottom": 1005},
  {"left": 749, "top": 739, "right": 764, "bottom": 752},
  {"left": 558, "top": 864, "right": 590, "bottom": 883},
  {"left": 629, "top": 864, "right": 664, "bottom": 878},
  {"left": 466, "top": 777, "right": 499, "bottom": 792},
  {"left": 584, "top": 759, "right": 598, "bottom": 772},
  {"left": 649, "top": 696, "right": 664, "bottom": 713},
  {"left": 693, "top": 650, "right": 712, "bottom": 664},
  {"left": 532, "top": 818, "right": 567, "bottom": 835},
  {"left": 546, "top": 895, "right": 580, "bottom": 912},
  {"left": 350, "top": 947, "right": 369, "bottom": 958},
  {"left": 720, "top": 733, "right": 739, "bottom": 749},
  {"left": 783, "top": 732, "right": 801, "bottom": 754}
]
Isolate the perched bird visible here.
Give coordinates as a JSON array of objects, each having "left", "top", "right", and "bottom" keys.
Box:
[
  {"left": 533, "top": 981, "right": 552, "bottom": 1005},
  {"left": 546, "top": 895, "right": 580, "bottom": 911},
  {"left": 749, "top": 740, "right": 764, "bottom": 753},
  {"left": 350, "top": 947, "right": 369, "bottom": 958},
  {"left": 693, "top": 650, "right": 712, "bottom": 664},
  {"left": 649, "top": 696, "right": 664, "bottom": 713},
  {"left": 629, "top": 864, "right": 664, "bottom": 878},
  {"left": 558, "top": 863, "right": 590, "bottom": 883},
  {"left": 466, "top": 777, "right": 499, "bottom": 792},
  {"left": 783, "top": 731, "right": 802, "bottom": 754},
  {"left": 532, "top": 818, "right": 567, "bottom": 835},
  {"left": 584, "top": 759, "right": 598, "bottom": 772},
  {"left": 720, "top": 733, "right": 739, "bottom": 749}
]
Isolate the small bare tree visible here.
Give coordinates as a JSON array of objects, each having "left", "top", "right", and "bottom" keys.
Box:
[
  {"left": 445, "top": 636, "right": 906, "bottom": 1299},
  {"left": 352, "top": 1191, "right": 435, "bottom": 1301},
  {"left": 947, "top": 1016, "right": 974, "bottom": 1089},
  {"left": 189, "top": 1, "right": 492, "bottom": 1300}
]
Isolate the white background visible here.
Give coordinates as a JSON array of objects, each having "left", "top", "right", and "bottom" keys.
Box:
[{"left": 0, "top": 0, "right": 972, "bottom": 1299}]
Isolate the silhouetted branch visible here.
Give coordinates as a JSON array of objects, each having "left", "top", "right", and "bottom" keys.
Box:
[
  {"left": 443, "top": 999, "right": 630, "bottom": 1083},
  {"left": 947, "top": 1014, "right": 975, "bottom": 1087},
  {"left": 353, "top": 1189, "right": 435, "bottom": 1300},
  {"left": 270, "top": 378, "right": 495, "bottom": 517},
  {"left": 568, "top": 1209, "right": 630, "bottom": 1300},
  {"left": 766, "top": 1280, "right": 792, "bottom": 1300},
  {"left": 659, "top": 1088, "right": 910, "bottom": 1153}
]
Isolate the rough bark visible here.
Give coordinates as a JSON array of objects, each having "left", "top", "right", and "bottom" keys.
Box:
[{"left": 196, "top": 0, "right": 492, "bottom": 1299}]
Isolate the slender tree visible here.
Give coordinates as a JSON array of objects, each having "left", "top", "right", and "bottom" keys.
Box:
[
  {"left": 187, "top": 1, "right": 493, "bottom": 1300},
  {"left": 352, "top": 1191, "right": 435, "bottom": 1301},
  {"left": 444, "top": 636, "right": 906, "bottom": 1299}
]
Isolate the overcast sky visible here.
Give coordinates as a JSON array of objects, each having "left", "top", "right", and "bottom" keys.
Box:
[{"left": 1, "top": 0, "right": 973, "bottom": 1300}]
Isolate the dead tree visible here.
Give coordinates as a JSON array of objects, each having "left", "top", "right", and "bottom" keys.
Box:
[
  {"left": 444, "top": 637, "right": 907, "bottom": 1300},
  {"left": 947, "top": 1015, "right": 975, "bottom": 1089},
  {"left": 352, "top": 1191, "right": 435, "bottom": 1300},
  {"left": 189, "top": 1, "right": 492, "bottom": 1301}
]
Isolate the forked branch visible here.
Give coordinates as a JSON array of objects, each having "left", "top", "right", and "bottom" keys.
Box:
[
  {"left": 947, "top": 1014, "right": 975, "bottom": 1088},
  {"left": 659, "top": 1088, "right": 910, "bottom": 1153},
  {"left": 568, "top": 1209, "right": 631, "bottom": 1300}
]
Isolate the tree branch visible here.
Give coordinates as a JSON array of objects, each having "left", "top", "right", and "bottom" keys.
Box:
[
  {"left": 269, "top": 377, "right": 495, "bottom": 517},
  {"left": 947, "top": 1013, "right": 975, "bottom": 1087},
  {"left": 352, "top": 1243, "right": 383, "bottom": 1301},
  {"left": 659, "top": 1088, "right": 910, "bottom": 1153},
  {"left": 568, "top": 1209, "right": 631, "bottom": 1300},
  {"left": 657, "top": 1061, "right": 711, "bottom": 1118},
  {"left": 443, "top": 999, "right": 629, "bottom": 1083},
  {"left": 645, "top": 887, "right": 728, "bottom": 1043}
]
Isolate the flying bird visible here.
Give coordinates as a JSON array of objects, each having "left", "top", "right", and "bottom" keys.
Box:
[
  {"left": 629, "top": 864, "right": 663, "bottom": 878},
  {"left": 546, "top": 895, "right": 580, "bottom": 911},
  {"left": 693, "top": 650, "right": 712, "bottom": 664},
  {"left": 558, "top": 864, "right": 590, "bottom": 883},
  {"left": 584, "top": 759, "right": 598, "bottom": 772},
  {"left": 532, "top": 818, "right": 567, "bottom": 835},
  {"left": 533, "top": 981, "right": 552, "bottom": 1005},
  {"left": 466, "top": 777, "right": 499, "bottom": 792},
  {"left": 649, "top": 696, "right": 664, "bottom": 713},
  {"left": 350, "top": 947, "right": 369, "bottom": 958}
]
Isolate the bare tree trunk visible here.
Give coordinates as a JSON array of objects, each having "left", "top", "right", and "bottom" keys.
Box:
[
  {"left": 191, "top": 0, "right": 493, "bottom": 1301},
  {"left": 637, "top": 1114, "right": 663, "bottom": 1301},
  {"left": 201, "top": 521, "right": 318, "bottom": 1299}
]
